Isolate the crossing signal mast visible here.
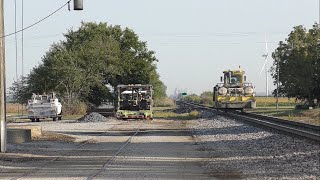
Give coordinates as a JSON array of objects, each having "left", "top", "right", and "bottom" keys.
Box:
[{"left": 0, "top": 0, "right": 84, "bottom": 153}]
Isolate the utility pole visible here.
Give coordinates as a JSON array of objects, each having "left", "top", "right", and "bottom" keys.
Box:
[
  {"left": 0, "top": 0, "right": 83, "bottom": 153},
  {"left": 266, "top": 66, "right": 268, "bottom": 97},
  {"left": 0, "top": 0, "right": 6, "bottom": 153},
  {"left": 276, "top": 56, "right": 279, "bottom": 109}
]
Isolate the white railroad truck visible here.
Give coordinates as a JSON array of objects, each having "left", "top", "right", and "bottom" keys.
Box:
[{"left": 27, "top": 92, "right": 62, "bottom": 122}]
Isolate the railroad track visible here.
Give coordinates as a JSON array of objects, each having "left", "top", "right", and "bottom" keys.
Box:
[
  {"left": 10, "top": 121, "right": 141, "bottom": 180},
  {"left": 178, "top": 100, "right": 320, "bottom": 142},
  {"left": 86, "top": 126, "right": 140, "bottom": 180}
]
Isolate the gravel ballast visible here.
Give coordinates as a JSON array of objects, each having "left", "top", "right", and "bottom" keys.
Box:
[
  {"left": 188, "top": 110, "right": 320, "bottom": 179},
  {"left": 77, "top": 112, "right": 110, "bottom": 123}
]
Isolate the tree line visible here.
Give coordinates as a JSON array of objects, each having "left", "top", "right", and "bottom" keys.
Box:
[{"left": 10, "top": 22, "right": 166, "bottom": 108}]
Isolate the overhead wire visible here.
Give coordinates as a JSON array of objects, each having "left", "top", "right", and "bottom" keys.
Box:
[{"left": 0, "top": 0, "right": 71, "bottom": 39}]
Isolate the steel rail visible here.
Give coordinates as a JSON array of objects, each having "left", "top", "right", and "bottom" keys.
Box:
[
  {"left": 86, "top": 127, "right": 140, "bottom": 180},
  {"left": 179, "top": 101, "right": 320, "bottom": 142},
  {"left": 10, "top": 121, "right": 124, "bottom": 180}
]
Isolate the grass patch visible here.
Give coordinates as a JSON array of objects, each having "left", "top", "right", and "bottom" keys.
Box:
[
  {"left": 256, "top": 96, "right": 298, "bottom": 107},
  {"left": 154, "top": 109, "right": 200, "bottom": 120},
  {"left": 153, "top": 106, "right": 177, "bottom": 111},
  {"left": 6, "top": 103, "right": 27, "bottom": 114},
  {"left": 35, "top": 131, "right": 76, "bottom": 142},
  {"left": 154, "top": 97, "right": 176, "bottom": 107},
  {"left": 249, "top": 107, "right": 320, "bottom": 126}
]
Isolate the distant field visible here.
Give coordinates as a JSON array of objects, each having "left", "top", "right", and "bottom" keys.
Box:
[
  {"left": 249, "top": 97, "right": 320, "bottom": 125},
  {"left": 255, "top": 96, "right": 297, "bottom": 107}
]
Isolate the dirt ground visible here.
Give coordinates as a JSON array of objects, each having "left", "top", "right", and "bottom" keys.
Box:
[
  {"left": 0, "top": 118, "right": 212, "bottom": 180},
  {"left": 0, "top": 114, "right": 319, "bottom": 180}
]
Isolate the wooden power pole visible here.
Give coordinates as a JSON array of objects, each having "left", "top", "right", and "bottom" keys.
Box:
[
  {"left": 0, "top": 0, "right": 84, "bottom": 153},
  {"left": 0, "top": 0, "right": 6, "bottom": 153}
]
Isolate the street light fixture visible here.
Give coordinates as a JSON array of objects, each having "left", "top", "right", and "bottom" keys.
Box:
[{"left": 74, "top": 0, "right": 83, "bottom": 10}]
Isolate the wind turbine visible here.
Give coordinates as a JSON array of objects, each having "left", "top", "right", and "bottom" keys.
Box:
[{"left": 260, "top": 34, "right": 269, "bottom": 97}]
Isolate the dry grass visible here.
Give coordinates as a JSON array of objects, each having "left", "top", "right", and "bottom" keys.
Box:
[
  {"left": 6, "top": 103, "right": 27, "bottom": 114},
  {"left": 255, "top": 96, "right": 297, "bottom": 107},
  {"left": 250, "top": 107, "right": 320, "bottom": 126},
  {"left": 154, "top": 109, "right": 200, "bottom": 120},
  {"left": 154, "top": 97, "right": 176, "bottom": 107},
  {"left": 34, "top": 131, "right": 76, "bottom": 142},
  {"left": 62, "top": 102, "right": 87, "bottom": 115}
]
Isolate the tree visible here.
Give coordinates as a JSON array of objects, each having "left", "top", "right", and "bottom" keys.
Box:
[
  {"left": 271, "top": 24, "right": 320, "bottom": 107},
  {"left": 9, "top": 76, "right": 30, "bottom": 103},
  {"left": 200, "top": 91, "right": 213, "bottom": 105},
  {"left": 10, "top": 22, "right": 166, "bottom": 107}
]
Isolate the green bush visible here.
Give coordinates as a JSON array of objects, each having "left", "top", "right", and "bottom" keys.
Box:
[{"left": 184, "top": 94, "right": 201, "bottom": 104}]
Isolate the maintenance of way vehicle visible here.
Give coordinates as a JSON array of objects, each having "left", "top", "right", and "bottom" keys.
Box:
[{"left": 2, "top": 1, "right": 320, "bottom": 179}]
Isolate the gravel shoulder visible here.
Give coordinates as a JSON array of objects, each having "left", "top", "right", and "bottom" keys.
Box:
[{"left": 188, "top": 111, "right": 320, "bottom": 179}]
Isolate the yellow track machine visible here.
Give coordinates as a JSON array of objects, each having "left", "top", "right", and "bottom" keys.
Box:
[{"left": 213, "top": 68, "right": 256, "bottom": 110}]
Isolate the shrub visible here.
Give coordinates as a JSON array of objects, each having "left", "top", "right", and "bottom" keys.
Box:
[
  {"left": 62, "top": 102, "right": 87, "bottom": 115},
  {"left": 154, "top": 97, "right": 175, "bottom": 107},
  {"left": 189, "top": 110, "right": 200, "bottom": 118}
]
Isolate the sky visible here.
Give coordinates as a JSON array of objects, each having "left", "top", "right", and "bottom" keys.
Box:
[{"left": 4, "top": 0, "right": 319, "bottom": 96}]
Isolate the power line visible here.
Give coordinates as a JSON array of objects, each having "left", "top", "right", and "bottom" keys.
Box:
[{"left": 0, "top": 0, "right": 71, "bottom": 39}]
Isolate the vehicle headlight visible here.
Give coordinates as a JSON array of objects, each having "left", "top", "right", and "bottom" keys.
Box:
[
  {"left": 218, "top": 87, "right": 227, "bottom": 95},
  {"left": 244, "top": 87, "right": 254, "bottom": 95}
]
